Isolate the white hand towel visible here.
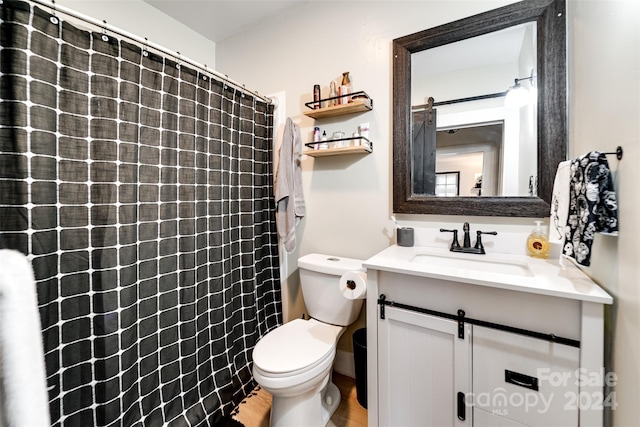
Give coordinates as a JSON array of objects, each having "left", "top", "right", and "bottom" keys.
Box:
[
  {"left": 0, "top": 250, "right": 51, "bottom": 427},
  {"left": 275, "top": 118, "right": 306, "bottom": 252},
  {"left": 549, "top": 160, "right": 571, "bottom": 246}
]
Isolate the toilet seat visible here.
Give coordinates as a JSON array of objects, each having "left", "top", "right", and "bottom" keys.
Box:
[{"left": 253, "top": 318, "right": 343, "bottom": 377}]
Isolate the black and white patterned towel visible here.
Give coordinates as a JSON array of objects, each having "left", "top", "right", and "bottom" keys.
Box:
[{"left": 562, "top": 151, "right": 619, "bottom": 266}]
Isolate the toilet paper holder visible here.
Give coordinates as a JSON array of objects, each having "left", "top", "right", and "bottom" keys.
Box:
[{"left": 340, "top": 271, "right": 368, "bottom": 300}]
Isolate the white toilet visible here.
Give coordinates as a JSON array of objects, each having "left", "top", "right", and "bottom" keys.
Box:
[{"left": 252, "top": 253, "right": 365, "bottom": 427}]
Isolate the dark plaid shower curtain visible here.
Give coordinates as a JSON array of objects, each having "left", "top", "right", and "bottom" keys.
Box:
[{"left": 0, "top": 1, "right": 282, "bottom": 426}]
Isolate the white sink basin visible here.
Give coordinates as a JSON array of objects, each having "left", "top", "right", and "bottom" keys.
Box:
[{"left": 410, "top": 252, "right": 533, "bottom": 277}]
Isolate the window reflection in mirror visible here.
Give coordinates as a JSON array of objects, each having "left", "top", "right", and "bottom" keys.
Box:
[{"left": 410, "top": 22, "right": 537, "bottom": 198}]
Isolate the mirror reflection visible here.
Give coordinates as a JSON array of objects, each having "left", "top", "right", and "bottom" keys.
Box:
[
  {"left": 435, "top": 124, "right": 503, "bottom": 197},
  {"left": 410, "top": 22, "right": 537, "bottom": 198}
]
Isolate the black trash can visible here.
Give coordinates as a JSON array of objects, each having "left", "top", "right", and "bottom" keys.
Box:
[{"left": 352, "top": 328, "right": 367, "bottom": 409}]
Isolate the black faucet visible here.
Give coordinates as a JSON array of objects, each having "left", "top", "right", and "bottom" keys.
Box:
[
  {"left": 440, "top": 222, "right": 497, "bottom": 255},
  {"left": 462, "top": 222, "right": 471, "bottom": 248}
]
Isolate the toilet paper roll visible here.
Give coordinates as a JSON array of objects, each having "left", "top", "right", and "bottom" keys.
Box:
[{"left": 339, "top": 271, "right": 367, "bottom": 300}]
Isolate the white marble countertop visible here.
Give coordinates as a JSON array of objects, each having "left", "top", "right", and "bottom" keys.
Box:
[{"left": 364, "top": 245, "right": 613, "bottom": 305}]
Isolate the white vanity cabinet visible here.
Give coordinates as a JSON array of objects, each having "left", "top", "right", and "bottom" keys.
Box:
[
  {"left": 364, "top": 246, "right": 613, "bottom": 427},
  {"left": 376, "top": 303, "right": 580, "bottom": 427}
]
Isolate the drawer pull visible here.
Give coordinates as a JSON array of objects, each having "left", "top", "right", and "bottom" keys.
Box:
[{"left": 505, "top": 370, "right": 539, "bottom": 391}]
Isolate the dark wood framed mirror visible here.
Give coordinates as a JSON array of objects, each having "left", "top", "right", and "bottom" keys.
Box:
[{"left": 393, "top": 0, "right": 566, "bottom": 216}]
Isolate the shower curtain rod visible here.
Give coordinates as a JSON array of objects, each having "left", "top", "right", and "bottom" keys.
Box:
[{"left": 28, "top": 0, "right": 273, "bottom": 104}]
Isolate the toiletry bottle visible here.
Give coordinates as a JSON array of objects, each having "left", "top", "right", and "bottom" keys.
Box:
[
  {"left": 359, "top": 122, "right": 370, "bottom": 140},
  {"left": 313, "top": 84, "right": 321, "bottom": 109},
  {"left": 342, "top": 72, "right": 351, "bottom": 89},
  {"left": 319, "top": 131, "right": 329, "bottom": 150},
  {"left": 341, "top": 71, "right": 351, "bottom": 104},
  {"left": 313, "top": 127, "right": 320, "bottom": 149},
  {"left": 328, "top": 81, "right": 337, "bottom": 108},
  {"left": 526, "top": 221, "right": 550, "bottom": 259}
]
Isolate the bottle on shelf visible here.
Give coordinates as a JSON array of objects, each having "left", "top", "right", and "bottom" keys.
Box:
[
  {"left": 312, "top": 126, "right": 320, "bottom": 149},
  {"left": 340, "top": 71, "right": 351, "bottom": 104},
  {"left": 328, "top": 81, "right": 337, "bottom": 108},
  {"left": 319, "top": 131, "right": 329, "bottom": 149},
  {"left": 313, "top": 84, "right": 321, "bottom": 109},
  {"left": 359, "top": 122, "right": 370, "bottom": 140}
]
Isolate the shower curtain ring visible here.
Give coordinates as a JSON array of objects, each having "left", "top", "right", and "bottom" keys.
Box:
[
  {"left": 175, "top": 51, "right": 181, "bottom": 69},
  {"left": 142, "top": 37, "right": 149, "bottom": 57},
  {"left": 49, "top": 0, "right": 59, "bottom": 24},
  {"left": 101, "top": 20, "right": 109, "bottom": 42}
]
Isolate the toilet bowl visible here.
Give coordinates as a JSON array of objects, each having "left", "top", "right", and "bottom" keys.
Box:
[
  {"left": 253, "top": 318, "right": 344, "bottom": 426},
  {"left": 251, "top": 254, "right": 365, "bottom": 427}
]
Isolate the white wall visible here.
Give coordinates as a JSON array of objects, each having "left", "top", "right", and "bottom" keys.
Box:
[
  {"left": 568, "top": 1, "right": 640, "bottom": 426},
  {"left": 216, "top": 0, "right": 522, "bottom": 353},
  {"left": 217, "top": 4, "right": 640, "bottom": 424},
  {"left": 56, "top": 0, "right": 216, "bottom": 68}
]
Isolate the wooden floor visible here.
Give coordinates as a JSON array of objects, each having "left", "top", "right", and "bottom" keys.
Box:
[{"left": 232, "top": 372, "right": 368, "bottom": 427}]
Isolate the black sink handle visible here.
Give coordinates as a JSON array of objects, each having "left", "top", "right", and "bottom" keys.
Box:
[
  {"left": 440, "top": 228, "right": 461, "bottom": 249},
  {"left": 474, "top": 230, "right": 498, "bottom": 252}
]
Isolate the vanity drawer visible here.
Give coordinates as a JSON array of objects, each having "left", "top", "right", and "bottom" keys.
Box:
[{"left": 472, "top": 326, "right": 579, "bottom": 427}]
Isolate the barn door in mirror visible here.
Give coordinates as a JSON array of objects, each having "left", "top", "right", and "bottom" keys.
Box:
[{"left": 412, "top": 98, "right": 437, "bottom": 195}]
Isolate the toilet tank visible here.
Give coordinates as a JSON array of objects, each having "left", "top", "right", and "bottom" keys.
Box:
[{"left": 297, "top": 253, "right": 365, "bottom": 326}]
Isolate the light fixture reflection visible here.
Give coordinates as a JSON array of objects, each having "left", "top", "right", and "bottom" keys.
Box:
[
  {"left": 505, "top": 80, "right": 530, "bottom": 108},
  {"left": 505, "top": 71, "right": 536, "bottom": 108}
]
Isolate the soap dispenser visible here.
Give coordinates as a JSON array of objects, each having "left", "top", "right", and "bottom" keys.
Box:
[{"left": 527, "top": 221, "right": 550, "bottom": 259}]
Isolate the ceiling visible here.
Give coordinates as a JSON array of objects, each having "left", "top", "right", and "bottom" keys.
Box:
[{"left": 142, "top": 0, "right": 312, "bottom": 42}]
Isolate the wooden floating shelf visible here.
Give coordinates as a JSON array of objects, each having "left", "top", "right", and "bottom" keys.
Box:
[
  {"left": 303, "top": 144, "right": 372, "bottom": 157},
  {"left": 303, "top": 99, "right": 372, "bottom": 119}
]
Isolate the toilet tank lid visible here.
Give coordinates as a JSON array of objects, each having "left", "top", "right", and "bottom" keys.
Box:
[{"left": 298, "top": 253, "right": 365, "bottom": 275}]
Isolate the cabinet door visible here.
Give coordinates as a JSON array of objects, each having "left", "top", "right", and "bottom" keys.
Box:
[
  {"left": 473, "top": 326, "right": 580, "bottom": 426},
  {"left": 378, "top": 306, "right": 472, "bottom": 427}
]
